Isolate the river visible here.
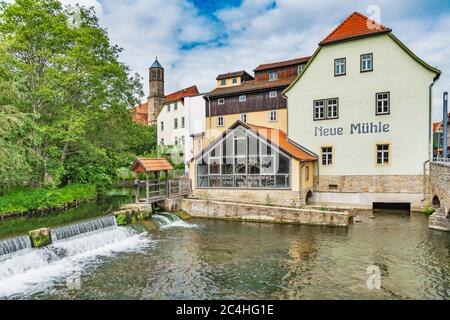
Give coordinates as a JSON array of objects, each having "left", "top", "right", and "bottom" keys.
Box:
[{"left": 0, "top": 209, "right": 449, "bottom": 299}]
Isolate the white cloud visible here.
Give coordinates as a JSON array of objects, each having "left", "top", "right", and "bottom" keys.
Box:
[{"left": 5, "top": 0, "right": 450, "bottom": 119}]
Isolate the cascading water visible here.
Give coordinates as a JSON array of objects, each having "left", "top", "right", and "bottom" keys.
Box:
[
  {"left": 0, "top": 235, "right": 32, "bottom": 256},
  {"left": 152, "top": 213, "right": 196, "bottom": 229},
  {"left": 50, "top": 215, "right": 117, "bottom": 241},
  {"left": 0, "top": 216, "right": 151, "bottom": 299}
]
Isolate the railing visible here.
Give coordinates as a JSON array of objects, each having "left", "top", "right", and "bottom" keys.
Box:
[
  {"left": 432, "top": 157, "right": 450, "bottom": 164},
  {"left": 137, "top": 178, "right": 191, "bottom": 203}
]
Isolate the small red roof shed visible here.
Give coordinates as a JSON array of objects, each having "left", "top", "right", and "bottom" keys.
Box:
[{"left": 130, "top": 158, "right": 173, "bottom": 173}]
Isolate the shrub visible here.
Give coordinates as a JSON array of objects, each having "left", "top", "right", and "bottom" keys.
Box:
[{"left": 423, "top": 207, "right": 435, "bottom": 216}]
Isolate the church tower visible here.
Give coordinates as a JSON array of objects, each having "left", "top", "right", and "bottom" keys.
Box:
[{"left": 147, "top": 58, "right": 165, "bottom": 125}]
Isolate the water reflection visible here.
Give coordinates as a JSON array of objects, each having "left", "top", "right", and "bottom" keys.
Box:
[{"left": 8, "top": 210, "right": 450, "bottom": 300}]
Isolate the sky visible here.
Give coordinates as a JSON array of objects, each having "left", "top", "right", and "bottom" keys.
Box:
[{"left": 5, "top": 0, "right": 450, "bottom": 120}]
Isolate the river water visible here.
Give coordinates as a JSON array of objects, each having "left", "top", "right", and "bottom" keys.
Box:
[{"left": 0, "top": 210, "right": 449, "bottom": 299}]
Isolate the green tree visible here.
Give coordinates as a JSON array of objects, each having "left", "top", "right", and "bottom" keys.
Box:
[{"left": 0, "top": 0, "right": 149, "bottom": 191}]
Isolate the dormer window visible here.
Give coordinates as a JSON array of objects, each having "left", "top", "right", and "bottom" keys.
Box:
[
  {"left": 298, "top": 64, "right": 306, "bottom": 74},
  {"left": 220, "top": 79, "right": 226, "bottom": 86},
  {"left": 334, "top": 58, "right": 346, "bottom": 76},
  {"left": 268, "top": 72, "right": 278, "bottom": 81},
  {"left": 218, "top": 98, "right": 225, "bottom": 105},
  {"left": 232, "top": 78, "right": 238, "bottom": 84},
  {"left": 239, "top": 95, "right": 246, "bottom": 102}
]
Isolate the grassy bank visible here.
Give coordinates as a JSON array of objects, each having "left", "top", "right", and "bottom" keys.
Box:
[
  {"left": 0, "top": 184, "right": 97, "bottom": 216},
  {"left": 0, "top": 196, "right": 131, "bottom": 239}
]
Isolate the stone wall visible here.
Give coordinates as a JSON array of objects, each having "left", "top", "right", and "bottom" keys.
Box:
[
  {"left": 430, "top": 162, "right": 450, "bottom": 216},
  {"left": 181, "top": 199, "right": 349, "bottom": 227},
  {"left": 191, "top": 189, "right": 302, "bottom": 207},
  {"left": 315, "top": 175, "right": 426, "bottom": 193}
]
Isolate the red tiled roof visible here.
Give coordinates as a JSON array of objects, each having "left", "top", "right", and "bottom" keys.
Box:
[
  {"left": 254, "top": 56, "right": 310, "bottom": 72},
  {"left": 166, "top": 85, "right": 199, "bottom": 103},
  {"left": 245, "top": 123, "right": 317, "bottom": 161},
  {"left": 205, "top": 79, "right": 292, "bottom": 98},
  {"left": 320, "top": 12, "right": 391, "bottom": 45},
  {"left": 130, "top": 158, "right": 173, "bottom": 172},
  {"left": 131, "top": 102, "right": 148, "bottom": 125}
]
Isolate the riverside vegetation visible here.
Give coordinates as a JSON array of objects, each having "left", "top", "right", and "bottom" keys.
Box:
[{"left": 0, "top": 0, "right": 183, "bottom": 224}]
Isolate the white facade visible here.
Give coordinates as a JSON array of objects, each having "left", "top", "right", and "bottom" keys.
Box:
[
  {"left": 285, "top": 33, "right": 440, "bottom": 208},
  {"left": 157, "top": 94, "right": 205, "bottom": 172}
]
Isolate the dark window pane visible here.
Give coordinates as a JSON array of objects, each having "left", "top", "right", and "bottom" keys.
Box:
[
  {"left": 209, "top": 176, "right": 221, "bottom": 187},
  {"left": 261, "top": 175, "right": 275, "bottom": 188},
  {"left": 209, "top": 158, "right": 221, "bottom": 174},
  {"left": 221, "top": 175, "right": 234, "bottom": 187},
  {"left": 277, "top": 153, "right": 290, "bottom": 174},
  {"left": 248, "top": 175, "right": 260, "bottom": 188},
  {"left": 235, "top": 176, "right": 247, "bottom": 188},
  {"left": 248, "top": 156, "right": 260, "bottom": 174},
  {"left": 197, "top": 176, "right": 208, "bottom": 187},
  {"left": 275, "top": 175, "right": 289, "bottom": 188},
  {"left": 234, "top": 157, "right": 246, "bottom": 174},
  {"left": 197, "top": 164, "right": 208, "bottom": 175}
]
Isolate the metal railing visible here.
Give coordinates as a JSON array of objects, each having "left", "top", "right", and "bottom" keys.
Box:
[
  {"left": 432, "top": 157, "right": 450, "bottom": 164},
  {"left": 137, "top": 178, "right": 191, "bottom": 203}
]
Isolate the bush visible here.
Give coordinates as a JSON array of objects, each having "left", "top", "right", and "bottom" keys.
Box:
[
  {"left": 0, "top": 184, "right": 97, "bottom": 215},
  {"left": 423, "top": 207, "right": 435, "bottom": 216}
]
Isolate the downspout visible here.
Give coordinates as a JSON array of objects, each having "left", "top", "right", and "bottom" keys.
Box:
[
  {"left": 423, "top": 79, "right": 438, "bottom": 201},
  {"left": 206, "top": 95, "right": 212, "bottom": 140},
  {"left": 299, "top": 161, "right": 304, "bottom": 204}
]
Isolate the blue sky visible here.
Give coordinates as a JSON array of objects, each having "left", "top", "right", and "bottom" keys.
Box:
[{"left": 31, "top": 1, "right": 450, "bottom": 119}]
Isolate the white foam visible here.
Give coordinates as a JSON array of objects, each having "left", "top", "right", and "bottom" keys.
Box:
[{"left": 0, "top": 227, "right": 152, "bottom": 298}]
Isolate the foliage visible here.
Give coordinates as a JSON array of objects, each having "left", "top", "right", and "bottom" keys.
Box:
[
  {"left": 264, "top": 194, "right": 272, "bottom": 207},
  {"left": 0, "top": 0, "right": 156, "bottom": 192},
  {"left": 423, "top": 206, "right": 435, "bottom": 216},
  {"left": 116, "top": 213, "right": 127, "bottom": 226},
  {"left": 0, "top": 183, "right": 96, "bottom": 215}
]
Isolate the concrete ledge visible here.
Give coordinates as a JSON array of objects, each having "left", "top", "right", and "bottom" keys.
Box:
[
  {"left": 429, "top": 210, "right": 450, "bottom": 231},
  {"left": 181, "top": 199, "right": 349, "bottom": 227}
]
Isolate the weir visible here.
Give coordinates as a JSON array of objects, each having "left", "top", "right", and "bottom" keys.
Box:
[
  {"left": 0, "top": 235, "right": 32, "bottom": 256},
  {"left": 50, "top": 215, "right": 117, "bottom": 241}
]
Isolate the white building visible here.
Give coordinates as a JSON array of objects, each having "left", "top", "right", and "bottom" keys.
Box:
[
  {"left": 284, "top": 12, "right": 441, "bottom": 210},
  {"left": 156, "top": 85, "right": 205, "bottom": 172}
]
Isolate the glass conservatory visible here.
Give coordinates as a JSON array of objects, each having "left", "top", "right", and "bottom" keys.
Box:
[{"left": 195, "top": 126, "right": 291, "bottom": 189}]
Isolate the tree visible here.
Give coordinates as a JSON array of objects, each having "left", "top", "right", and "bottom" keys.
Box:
[{"left": 0, "top": 0, "right": 149, "bottom": 190}]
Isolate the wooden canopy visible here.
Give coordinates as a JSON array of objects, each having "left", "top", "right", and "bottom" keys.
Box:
[{"left": 130, "top": 158, "right": 173, "bottom": 173}]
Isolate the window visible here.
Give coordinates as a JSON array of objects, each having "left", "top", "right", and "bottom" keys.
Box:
[
  {"left": 240, "top": 113, "right": 247, "bottom": 123},
  {"left": 269, "top": 110, "right": 278, "bottom": 122},
  {"left": 160, "top": 138, "right": 164, "bottom": 145},
  {"left": 321, "top": 147, "right": 332, "bottom": 166},
  {"left": 174, "top": 102, "right": 177, "bottom": 110},
  {"left": 361, "top": 53, "right": 373, "bottom": 72},
  {"left": 376, "top": 92, "right": 390, "bottom": 115},
  {"left": 268, "top": 72, "right": 278, "bottom": 81},
  {"left": 314, "top": 98, "right": 339, "bottom": 120},
  {"left": 269, "top": 91, "right": 277, "bottom": 98},
  {"left": 181, "top": 117, "right": 185, "bottom": 128},
  {"left": 313, "top": 100, "right": 325, "bottom": 120},
  {"left": 174, "top": 118, "right": 178, "bottom": 129},
  {"left": 376, "top": 144, "right": 389, "bottom": 165},
  {"left": 298, "top": 64, "right": 306, "bottom": 74},
  {"left": 239, "top": 95, "right": 246, "bottom": 102},
  {"left": 174, "top": 137, "right": 178, "bottom": 145},
  {"left": 334, "top": 58, "right": 346, "bottom": 76},
  {"left": 218, "top": 98, "right": 225, "bottom": 105},
  {"left": 167, "top": 104, "right": 170, "bottom": 112},
  {"left": 232, "top": 78, "right": 237, "bottom": 84},
  {"left": 160, "top": 121, "right": 164, "bottom": 131},
  {"left": 327, "top": 98, "right": 338, "bottom": 119},
  {"left": 220, "top": 79, "right": 226, "bottom": 86},
  {"left": 217, "top": 116, "right": 224, "bottom": 127},
  {"left": 196, "top": 126, "right": 291, "bottom": 189},
  {"left": 305, "top": 166, "right": 310, "bottom": 181},
  {"left": 181, "top": 136, "right": 185, "bottom": 145}
]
